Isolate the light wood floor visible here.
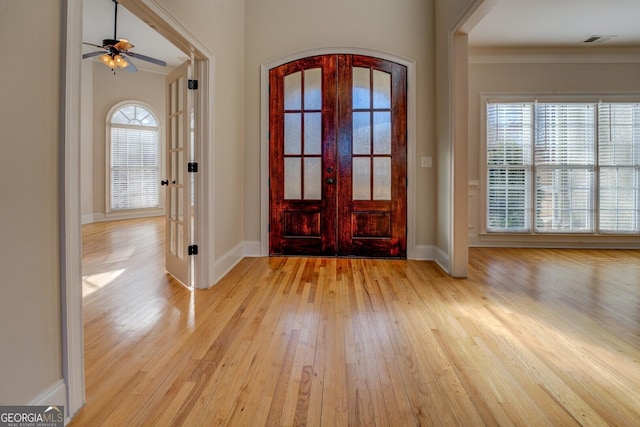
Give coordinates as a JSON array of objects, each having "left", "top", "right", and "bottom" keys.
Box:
[{"left": 70, "top": 217, "right": 640, "bottom": 426}]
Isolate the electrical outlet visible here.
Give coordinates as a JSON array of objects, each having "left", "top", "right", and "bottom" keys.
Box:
[{"left": 421, "top": 156, "right": 432, "bottom": 168}]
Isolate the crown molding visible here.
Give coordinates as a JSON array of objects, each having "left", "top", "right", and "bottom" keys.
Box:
[{"left": 469, "top": 47, "right": 640, "bottom": 64}]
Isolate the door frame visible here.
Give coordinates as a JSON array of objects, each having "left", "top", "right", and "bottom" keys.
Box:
[
  {"left": 63, "top": 0, "right": 214, "bottom": 418},
  {"left": 120, "top": 1, "right": 215, "bottom": 290},
  {"left": 260, "top": 48, "right": 416, "bottom": 257}
]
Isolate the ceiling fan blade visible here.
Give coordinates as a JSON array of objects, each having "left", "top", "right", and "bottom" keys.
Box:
[
  {"left": 83, "top": 41, "right": 106, "bottom": 49},
  {"left": 124, "top": 51, "right": 167, "bottom": 67},
  {"left": 83, "top": 51, "right": 106, "bottom": 59},
  {"left": 124, "top": 58, "right": 138, "bottom": 73}
]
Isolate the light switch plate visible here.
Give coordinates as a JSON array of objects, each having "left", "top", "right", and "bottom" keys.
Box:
[{"left": 421, "top": 156, "right": 432, "bottom": 168}]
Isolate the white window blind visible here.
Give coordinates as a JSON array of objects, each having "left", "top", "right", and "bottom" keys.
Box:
[
  {"left": 486, "top": 103, "right": 532, "bottom": 231},
  {"left": 109, "top": 104, "right": 160, "bottom": 211},
  {"left": 534, "top": 104, "right": 595, "bottom": 232},
  {"left": 598, "top": 103, "right": 640, "bottom": 232},
  {"left": 486, "top": 100, "right": 640, "bottom": 235}
]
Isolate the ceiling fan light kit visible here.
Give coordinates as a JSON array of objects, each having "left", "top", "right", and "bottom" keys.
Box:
[
  {"left": 100, "top": 53, "right": 128, "bottom": 69},
  {"left": 83, "top": 0, "right": 167, "bottom": 74}
]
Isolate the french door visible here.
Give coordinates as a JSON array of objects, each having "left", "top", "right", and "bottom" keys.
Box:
[
  {"left": 269, "top": 54, "right": 407, "bottom": 257},
  {"left": 165, "top": 61, "right": 193, "bottom": 285}
]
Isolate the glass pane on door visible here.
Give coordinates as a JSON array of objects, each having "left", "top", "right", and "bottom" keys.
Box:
[
  {"left": 285, "top": 72, "right": 302, "bottom": 110},
  {"left": 353, "top": 157, "right": 371, "bottom": 200},
  {"left": 353, "top": 112, "right": 371, "bottom": 155},
  {"left": 373, "top": 157, "right": 391, "bottom": 200},
  {"left": 304, "top": 113, "right": 322, "bottom": 155},
  {"left": 304, "top": 69, "right": 322, "bottom": 110},
  {"left": 373, "top": 112, "right": 391, "bottom": 154},
  {"left": 284, "top": 158, "right": 302, "bottom": 199},
  {"left": 353, "top": 67, "right": 370, "bottom": 109},
  {"left": 304, "top": 157, "right": 322, "bottom": 200},
  {"left": 373, "top": 70, "right": 391, "bottom": 109},
  {"left": 285, "top": 113, "right": 302, "bottom": 154}
]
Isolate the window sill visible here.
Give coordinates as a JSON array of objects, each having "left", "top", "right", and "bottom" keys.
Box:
[{"left": 105, "top": 208, "right": 164, "bottom": 221}]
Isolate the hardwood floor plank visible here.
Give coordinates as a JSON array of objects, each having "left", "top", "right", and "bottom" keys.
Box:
[
  {"left": 69, "top": 218, "right": 640, "bottom": 426},
  {"left": 151, "top": 381, "right": 196, "bottom": 427},
  {"left": 280, "top": 278, "right": 318, "bottom": 425},
  {"left": 265, "top": 329, "right": 300, "bottom": 426}
]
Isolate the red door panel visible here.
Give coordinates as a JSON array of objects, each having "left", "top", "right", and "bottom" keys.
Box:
[
  {"left": 270, "top": 54, "right": 406, "bottom": 258},
  {"left": 269, "top": 55, "right": 337, "bottom": 255},
  {"left": 336, "top": 54, "right": 407, "bottom": 257}
]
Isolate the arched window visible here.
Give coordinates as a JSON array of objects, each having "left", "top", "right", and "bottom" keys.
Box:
[{"left": 107, "top": 102, "right": 161, "bottom": 212}]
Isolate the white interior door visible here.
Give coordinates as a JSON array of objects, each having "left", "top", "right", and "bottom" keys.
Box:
[{"left": 165, "top": 61, "right": 192, "bottom": 286}]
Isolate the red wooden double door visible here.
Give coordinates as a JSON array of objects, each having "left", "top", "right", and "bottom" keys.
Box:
[{"left": 269, "top": 54, "right": 407, "bottom": 257}]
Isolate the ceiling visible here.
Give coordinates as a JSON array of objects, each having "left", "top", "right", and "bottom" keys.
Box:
[
  {"left": 468, "top": 0, "right": 640, "bottom": 48},
  {"left": 83, "top": 0, "right": 640, "bottom": 72},
  {"left": 82, "top": 0, "right": 186, "bottom": 74}
]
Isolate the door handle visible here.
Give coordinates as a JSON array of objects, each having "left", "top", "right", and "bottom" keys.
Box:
[
  {"left": 326, "top": 178, "right": 335, "bottom": 185},
  {"left": 161, "top": 180, "right": 169, "bottom": 186}
]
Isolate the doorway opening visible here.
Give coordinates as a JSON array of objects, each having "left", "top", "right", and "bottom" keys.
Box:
[{"left": 64, "top": 0, "right": 214, "bottom": 417}]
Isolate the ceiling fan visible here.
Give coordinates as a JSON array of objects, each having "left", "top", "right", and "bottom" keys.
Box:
[{"left": 82, "top": 0, "right": 167, "bottom": 73}]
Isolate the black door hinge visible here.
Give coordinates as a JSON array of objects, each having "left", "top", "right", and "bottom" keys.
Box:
[
  {"left": 188, "top": 245, "right": 199, "bottom": 256},
  {"left": 188, "top": 79, "right": 198, "bottom": 90},
  {"left": 188, "top": 162, "right": 198, "bottom": 173}
]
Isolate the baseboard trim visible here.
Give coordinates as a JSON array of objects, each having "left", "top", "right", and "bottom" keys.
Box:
[
  {"left": 243, "top": 240, "right": 262, "bottom": 257},
  {"left": 469, "top": 233, "right": 481, "bottom": 247},
  {"left": 29, "top": 379, "right": 66, "bottom": 408},
  {"left": 82, "top": 211, "right": 164, "bottom": 225},
  {"left": 433, "top": 247, "right": 450, "bottom": 275},
  {"left": 411, "top": 245, "right": 435, "bottom": 260},
  {"left": 212, "top": 242, "right": 245, "bottom": 287},
  {"left": 81, "top": 214, "right": 94, "bottom": 225}
]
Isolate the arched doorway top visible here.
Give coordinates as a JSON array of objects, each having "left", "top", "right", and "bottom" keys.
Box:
[{"left": 262, "top": 47, "right": 415, "bottom": 71}]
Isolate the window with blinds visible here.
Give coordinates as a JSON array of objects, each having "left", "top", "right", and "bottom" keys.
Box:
[
  {"left": 108, "top": 104, "right": 160, "bottom": 211},
  {"left": 486, "top": 100, "right": 640, "bottom": 234},
  {"left": 486, "top": 103, "right": 532, "bottom": 231},
  {"left": 534, "top": 104, "right": 595, "bottom": 232}
]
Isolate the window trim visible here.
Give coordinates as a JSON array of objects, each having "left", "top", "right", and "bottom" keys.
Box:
[
  {"left": 480, "top": 92, "right": 640, "bottom": 240},
  {"left": 105, "top": 100, "right": 164, "bottom": 218}
]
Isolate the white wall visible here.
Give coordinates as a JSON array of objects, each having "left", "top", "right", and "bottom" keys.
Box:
[
  {"left": 153, "top": 0, "right": 246, "bottom": 267},
  {"left": 244, "top": 0, "right": 437, "bottom": 253},
  {"left": 468, "top": 51, "right": 640, "bottom": 244},
  {"left": 0, "top": 0, "right": 64, "bottom": 404}
]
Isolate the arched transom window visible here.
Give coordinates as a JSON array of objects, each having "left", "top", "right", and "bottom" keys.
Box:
[{"left": 108, "top": 103, "right": 160, "bottom": 211}]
